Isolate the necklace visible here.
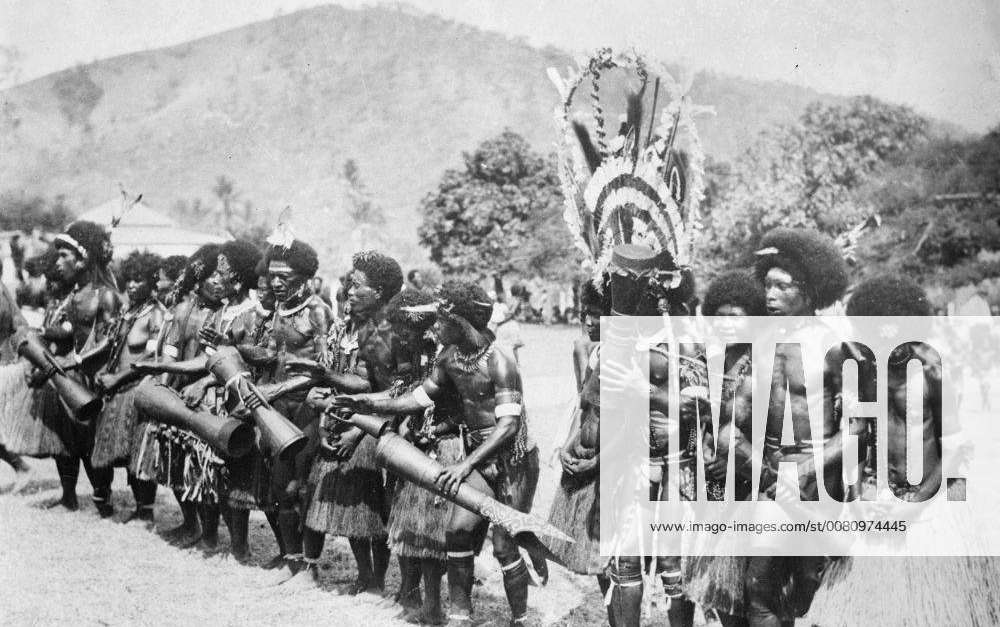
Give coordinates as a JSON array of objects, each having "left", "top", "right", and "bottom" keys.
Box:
[{"left": 453, "top": 342, "right": 493, "bottom": 373}]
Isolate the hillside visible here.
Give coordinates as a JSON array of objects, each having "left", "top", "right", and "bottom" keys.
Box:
[{"left": 0, "top": 3, "right": 849, "bottom": 270}]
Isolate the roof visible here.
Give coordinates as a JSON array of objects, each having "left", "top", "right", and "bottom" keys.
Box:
[
  {"left": 77, "top": 198, "right": 229, "bottom": 258},
  {"left": 77, "top": 198, "right": 177, "bottom": 229}
]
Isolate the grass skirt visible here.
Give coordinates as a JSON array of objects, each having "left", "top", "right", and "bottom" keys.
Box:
[
  {"left": 681, "top": 556, "right": 747, "bottom": 616},
  {"left": 0, "top": 361, "right": 71, "bottom": 457},
  {"left": 224, "top": 443, "right": 274, "bottom": 512},
  {"left": 90, "top": 381, "right": 140, "bottom": 468},
  {"left": 546, "top": 469, "right": 606, "bottom": 575},
  {"left": 129, "top": 420, "right": 224, "bottom": 504},
  {"left": 806, "top": 556, "right": 1000, "bottom": 626},
  {"left": 386, "top": 436, "right": 462, "bottom": 559},
  {"left": 305, "top": 434, "right": 386, "bottom": 537}
]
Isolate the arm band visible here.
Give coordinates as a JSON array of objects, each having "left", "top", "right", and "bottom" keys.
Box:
[
  {"left": 413, "top": 386, "right": 435, "bottom": 408},
  {"left": 495, "top": 403, "right": 522, "bottom": 418},
  {"left": 162, "top": 345, "right": 179, "bottom": 359}
]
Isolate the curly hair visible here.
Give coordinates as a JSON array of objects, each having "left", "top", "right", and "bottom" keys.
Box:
[
  {"left": 161, "top": 255, "right": 188, "bottom": 282},
  {"left": 352, "top": 250, "right": 403, "bottom": 304},
  {"left": 702, "top": 270, "right": 767, "bottom": 316},
  {"left": 846, "top": 275, "right": 930, "bottom": 317},
  {"left": 177, "top": 243, "right": 221, "bottom": 295},
  {"left": 220, "top": 240, "right": 263, "bottom": 290},
  {"left": 56, "top": 220, "right": 112, "bottom": 267},
  {"left": 438, "top": 280, "right": 494, "bottom": 332},
  {"left": 384, "top": 288, "right": 437, "bottom": 334},
  {"left": 265, "top": 239, "right": 319, "bottom": 278},
  {"left": 120, "top": 250, "right": 163, "bottom": 287},
  {"left": 753, "top": 227, "right": 848, "bottom": 310},
  {"left": 580, "top": 277, "right": 612, "bottom": 315}
]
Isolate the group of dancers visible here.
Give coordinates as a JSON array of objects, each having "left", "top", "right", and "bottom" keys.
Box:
[
  {"left": 1, "top": 46, "right": 997, "bottom": 627},
  {"left": 0, "top": 221, "right": 546, "bottom": 626}
]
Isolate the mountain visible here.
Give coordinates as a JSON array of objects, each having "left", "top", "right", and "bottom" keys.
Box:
[{"left": 0, "top": 3, "right": 853, "bottom": 270}]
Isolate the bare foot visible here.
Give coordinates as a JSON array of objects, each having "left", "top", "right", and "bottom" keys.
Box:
[
  {"left": 404, "top": 607, "right": 446, "bottom": 625},
  {"left": 280, "top": 563, "right": 319, "bottom": 591},
  {"left": 161, "top": 523, "right": 198, "bottom": 543}
]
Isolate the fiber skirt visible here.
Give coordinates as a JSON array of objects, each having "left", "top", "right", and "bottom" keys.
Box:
[
  {"left": 91, "top": 381, "right": 140, "bottom": 468},
  {"left": 225, "top": 442, "right": 274, "bottom": 512},
  {"left": 0, "top": 361, "right": 71, "bottom": 457},
  {"left": 130, "top": 421, "right": 224, "bottom": 504},
  {"left": 305, "top": 434, "right": 386, "bottom": 537},
  {"left": 546, "top": 470, "right": 606, "bottom": 575},
  {"left": 386, "top": 436, "right": 462, "bottom": 560},
  {"left": 681, "top": 556, "right": 747, "bottom": 616},
  {"left": 806, "top": 557, "right": 1000, "bottom": 626}
]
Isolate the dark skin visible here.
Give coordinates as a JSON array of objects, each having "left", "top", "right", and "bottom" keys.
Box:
[
  {"left": 96, "top": 277, "right": 164, "bottom": 395},
  {"left": 333, "top": 308, "right": 522, "bottom": 497},
  {"left": 885, "top": 343, "right": 943, "bottom": 501},
  {"left": 295, "top": 269, "right": 383, "bottom": 458},
  {"left": 130, "top": 273, "right": 223, "bottom": 405},
  {"left": 235, "top": 259, "right": 331, "bottom": 377},
  {"left": 572, "top": 302, "right": 602, "bottom": 393},
  {"left": 41, "top": 246, "right": 122, "bottom": 374},
  {"left": 762, "top": 266, "right": 844, "bottom": 501}
]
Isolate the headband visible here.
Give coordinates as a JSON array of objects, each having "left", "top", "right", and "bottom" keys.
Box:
[{"left": 54, "top": 234, "right": 89, "bottom": 260}]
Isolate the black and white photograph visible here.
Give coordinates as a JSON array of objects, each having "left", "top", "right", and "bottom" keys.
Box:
[{"left": 0, "top": 1, "right": 998, "bottom": 625}]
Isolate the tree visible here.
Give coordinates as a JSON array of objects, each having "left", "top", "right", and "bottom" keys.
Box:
[
  {"left": 700, "top": 96, "right": 929, "bottom": 275},
  {"left": 417, "top": 130, "right": 576, "bottom": 287},
  {"left": 0, "top": 194, "right": 74, "bottom": 232},
  {"left": 968, "top": 125, "right": 1000, "bottom": 194},
  {"left": 212, "top": 175, "right": 238, "bottom": 231},
  {"left": 342, "top": 159, "right": 386, "bottom": 251}
]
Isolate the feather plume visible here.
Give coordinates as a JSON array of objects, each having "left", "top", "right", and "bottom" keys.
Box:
[
  {"left": 266, "top": 206, "right": 295, "bottom": 249},
  {"left": 572, "top": 121, "right": 602, "bottom": 174}
]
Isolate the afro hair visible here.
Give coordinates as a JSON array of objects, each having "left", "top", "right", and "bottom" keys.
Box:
[
  {"left": 220, "top": 240, "right": 263, "bottom": 290},
  {"left": 753, "top": 227, "right": 848, "bottom": 310},
  {"left": 177, "top": 243, "right": 221, "bottom": 295},
  {"left": 384, "top": 288, "right": 437, "bottom": 334},
  {"left": 265, "top": 240, "right": 319, "bottom": 279},
  {"left": 702, "top": 270, "right": 767, "bottom": 316},
  {"left": 580, "top": 278, "right": 612, "bottom": 316},
  {"left": 352, "top": 250, "right": 403, "bottom": 304},
  {"left": 846, "top": 275, "right": 931, "bottom": 317},
  {"left": 56, "top": 220, "right": 112, "bottom": 267},
  {"left": 120, "top": 250, "right": 164, "bottom": 287},
  {"left": 161, "top": 255, "right": 188, "bottom": 282},
  {"left": 438, "top": 280, "right": 494, "bottom": 332}
]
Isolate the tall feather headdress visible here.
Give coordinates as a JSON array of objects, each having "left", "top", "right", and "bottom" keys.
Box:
[{"left": 548, "top": 48, "right": 713, "bottom": 287}]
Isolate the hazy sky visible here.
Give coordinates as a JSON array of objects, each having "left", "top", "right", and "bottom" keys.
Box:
[{"left": 1, "top": 0, "right": 997, "bottom": 132}]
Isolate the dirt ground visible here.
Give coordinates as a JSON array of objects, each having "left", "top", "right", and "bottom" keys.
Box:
[{"left": 0, "top": 324, "right": 624, "bottom": 626}]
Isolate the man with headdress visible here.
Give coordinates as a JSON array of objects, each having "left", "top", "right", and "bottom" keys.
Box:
[
  {"left": 88, "top": 250, "right": 165, "bottom": 525},
  {"left": 241, "top": 237, "right": 332, "bottom": 580},
  {"left": 747, "top": 227, "right": 849, "bottom": 627},
  {"left": 334, "top": 280, "right": 537, "bottom": 627},
  {"left": 33, "top": 221, "right": 123, "bottom": 514}
]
